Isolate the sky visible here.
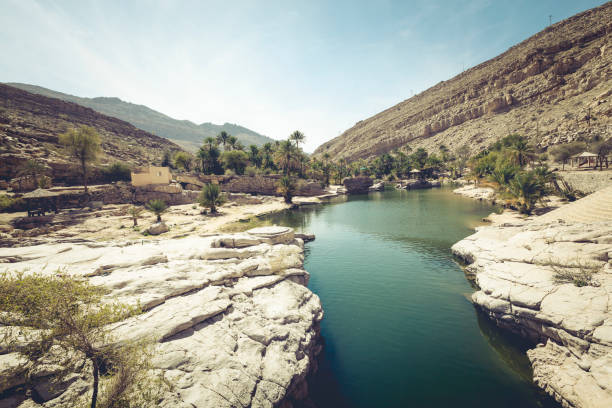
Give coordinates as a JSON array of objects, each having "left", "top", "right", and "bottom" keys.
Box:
[{"left": 0, "top": 0, "right": 606, "bottom": 152}]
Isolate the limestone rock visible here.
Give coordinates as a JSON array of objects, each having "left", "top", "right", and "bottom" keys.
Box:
[
  {"left": 146, "top": 222, "right": 169, "bottom": 235},
  {"left": 342, "top": 176, "right": 373, "bottom": 194},
  {"left": 452, "top": 218, "right": 612, "bottom": 408},
  {"left": 0, "top": 228, "right": 322, "bottom": 407}
]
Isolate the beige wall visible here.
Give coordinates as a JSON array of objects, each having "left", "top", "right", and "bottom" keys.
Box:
[{"left": 131, "top": 166, "right": 172, "bottom": 186}]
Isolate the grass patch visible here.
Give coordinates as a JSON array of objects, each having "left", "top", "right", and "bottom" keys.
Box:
[{"left": 551, "top": 261, "right": 599, "bottom": 287}]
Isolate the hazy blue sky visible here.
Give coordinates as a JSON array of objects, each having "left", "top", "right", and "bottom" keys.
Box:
[{"left": 0, "top": 0, "right": 605, "bottom": 151}]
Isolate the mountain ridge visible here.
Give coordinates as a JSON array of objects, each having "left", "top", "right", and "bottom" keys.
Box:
[
  {"left": 314, "top": 2, "right": 612, "bottom": 161},
  {"left": 6, "top": 83, "right": 275, "bottom": 152}
]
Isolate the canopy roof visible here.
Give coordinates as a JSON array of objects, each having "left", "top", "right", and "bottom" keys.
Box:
[
  {"left": 572, "top": 151, "right": 598, "bottom": 158},
  {"left": 22, "top": 188, "right": 60, "bottom": 198},
  {"left": 410, "top": 169, "right": 421, "bottom": 173}
]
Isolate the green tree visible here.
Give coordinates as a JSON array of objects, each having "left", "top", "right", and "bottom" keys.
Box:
[
  {"left": 277, "top": 176, "right": 296, "bottom": 204},
  {"left": 289, "top": 130, "right": 305, "bottom": 149},
  {"left": 248, "top": 145, "right": 261, "bottom": 168},
  {"left": 59, "top": 126, "right": 101, "bottom": 193},
  {"left": 216, "top": 131, "right": 230, "bottom": 150},
  {"left": 0, "top": 272, "right": 140, "bottom": 408},
  {"left": 410, "top": 148, "right": 428, "bottom": 170},
  {"left": 274, "top": 140, "right": 298, "bottom": 175},
  {"left": 198, "top": 143, "right": 222, "bottom": 174},
  {"left": 161, "top": 150, "right": 172, "bottom": 167},
  {"left": 173, "top": 151, "right": 192, "bottom": 171},
  {"left": 145, "top": 199, "right": 167, "bottom": 222},
  {"left": 592, "top": 138, "right": 611, "bottom": 170},
  {"left": 489, "top": 164, "right": 518, "bottom": 190},
  {"left": 127, "top": 206, "right": 143, "bottom": 226},
  {"left": 261, "top": 143, "right": 275, "bottom": 170},
  {"left": 507, "top": 137, "right": 535, "bottom": 167},
  {"left": 220, "top": 150, "right": 249, "bottom": 175},
  {"left": 508, "top": 171, "right": 544, "bottom": 214},
  {"left": 227, "top": 135, "right": 238, "bottom": 151},
  {"left": 198, "top": 183, "right": 227, "bottom": 214}
]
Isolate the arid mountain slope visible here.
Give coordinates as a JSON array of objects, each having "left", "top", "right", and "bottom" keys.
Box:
[
  {"left": 315, "top": 2, "right": 612, "bottom": 161},
  {"left": 6, "top": 83, "right": 275, "bottom": 152},
  {"left": 0, "top": 83, "right": 183, "bottom": 183}
]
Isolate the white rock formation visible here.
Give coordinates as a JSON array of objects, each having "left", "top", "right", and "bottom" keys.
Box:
[
  {"left": 0, "top": 226, "right": 323, "bottom": 408},
  {"left": 453, "top": 184, "right": 496, "bottom": 201},
  {"left": 452, "top": 220, "right": 612, "bottom": 408}
]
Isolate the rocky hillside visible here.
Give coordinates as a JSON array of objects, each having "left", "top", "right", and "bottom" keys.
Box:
[
  {"left": 6, "top": 83, "right": 275, "bottom": 152},
  {"left": 315, "top": 2, "right": 612, "bottom": 161},
  {"left": 0, "top": 83, "right": 183, "bottom": 184}
]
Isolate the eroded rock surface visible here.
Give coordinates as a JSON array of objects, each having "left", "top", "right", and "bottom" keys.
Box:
[
  {"left": 452, "top": 220, "right": 612, "bottom": 408},
  {"left": 0, "top": 226, "right": 323, "bottom": 408}
]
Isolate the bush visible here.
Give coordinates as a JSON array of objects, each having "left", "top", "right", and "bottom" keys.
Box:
[
  {"left": 104, "top": 162, "right": 132, "bottom": 182},
  {"left": 245, "top": 166, "right": 258, "bottom": 177},
  {"left": 198, "top": 183, "right": 227, "bottom": 214},
  {"left": 221, "top": 150, "right": 249, "bottom": 175}
]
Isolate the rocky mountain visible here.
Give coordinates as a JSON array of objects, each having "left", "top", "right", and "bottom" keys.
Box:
[
  {"left": 6, "top": 83, "right": 275, "bottom": 152},
  {"left": 314, "top": 2, "right": 612, "bottom": 161},
  {"left": 0, "top": 83, "right": 183, "bottom": 184}
]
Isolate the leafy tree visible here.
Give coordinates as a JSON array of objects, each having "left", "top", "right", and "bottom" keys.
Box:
[
  {"left": 220, "top": 150, "right": 249, "bottom": 175},
  {"left": 59, "top": 126, "right": 101, "bottom": 193},
  {"left": 127, "top": 206, "right": 143, "bottom": 226},
  {"left": 591, "top": 138, "right": 611, "bottom": 170},
  {"left": 198, "top": 183, "right": 226, "bottom": 214},
  {"left": 104, "top": 163, "right": 132, "bottom": 182},
  {"left": 261, "top": 143, "right": 275, "bottom": 170},
  {"left": 277, "top": 176, "right": 296, "bottom": 204},
  {"left": 489, "top": 164, "right": 518, "bottom": 190},
  {"left": 161, "top": 150, "right": 172, "bottom": 167},
  {"left": 289, "top": 130, "right": 305, "bottom": 149},
  {"left": 173, "top": 151, "right": 192, "bottom": 171},
  {"left": 410, "top": 148, "right": 428, "bottom": 170},
  {"left": 145, "top": 199, "right": 167, "bottom": 222},
  {"left": 0, "top": 272, "right": 141, "bottom": 408}
]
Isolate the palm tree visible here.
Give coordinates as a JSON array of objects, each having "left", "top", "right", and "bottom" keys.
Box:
[
  {"left": 508, "top": 171, "right": 543, "bottom": 214},
  {"left": 261, "top": 143, "right": 275, "bottom": 170},
  {"left": 289, "top": 130, "right": 305, "bottom": 149},
  {"left": 489, "top": 164, "right": 518, "bottom": 191},
  {"left": 274, "top": 140, "right": 297, "bottom": 175},
  {"left": 248, "top": 145, "right": 261, "bottom": 168},
  {"left": 127, "top": 206, "right": 143, "bottom": 226},
  {"left": 198, "top": 183, "right": 226, "bottom": 214},
  {"left": 204, "top": 137, "right": 216, "bottom": 149},
  {"left": 216, "top": 131, "right": 230, "bottom": 150},
  {"left": 277, "top": 176, "right": 296, "bottom": 204},
  {"left": 227, "top": 135, "right": 238, "bottom": 151},
  {"left": 508, "top": 139, "right": 535, "bottom": 167},
  {"left": 146, "top": 199, "right": 167, "bottom": 222}
]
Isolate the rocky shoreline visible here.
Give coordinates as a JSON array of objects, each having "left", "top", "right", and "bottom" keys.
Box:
[
  {"left": 451, "top": 187, "right": 612, "bottom": 408},
  {"left": 0, "top": 226, "right": 323, "bottom": 408}
]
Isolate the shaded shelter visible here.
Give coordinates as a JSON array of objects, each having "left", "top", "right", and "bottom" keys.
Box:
[{"left": 22, "top": 188, "right": 60, "bottom": 216}]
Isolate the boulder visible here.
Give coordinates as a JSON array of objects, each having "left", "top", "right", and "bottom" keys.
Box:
[
  {"left": 147, "top": 222, "right": 169, "bottom": 235},
  {"left": 342, "top": 177, "right": 373, "bottom": 194}
]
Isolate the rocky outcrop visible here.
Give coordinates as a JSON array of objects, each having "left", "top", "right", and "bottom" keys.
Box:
[
  {"left": 314, "top": 3, "right": 612, "bottom": 161},
  {"left": 0, "top": 226, "right": 323, "bottom": 408},
  {"left": 342, "top": 176, "right": 373, "bottom": 194},
  {"left": 452, "top": 217, "right": 612, "bottom": 408},
  {"left": 453, "top": 184, "right": 496, "bottom": 201}
]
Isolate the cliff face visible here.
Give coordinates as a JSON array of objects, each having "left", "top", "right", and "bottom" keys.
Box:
[
  {"left": 0, "top": 83, "right": 183, "bottom": 184},
  {"left": 314, "top": 2, "right": 612, "bottom": 161}
]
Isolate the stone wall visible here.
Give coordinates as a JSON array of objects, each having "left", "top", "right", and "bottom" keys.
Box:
[{"left": 558, "top": 170, "right": 612, "bottom": 193}]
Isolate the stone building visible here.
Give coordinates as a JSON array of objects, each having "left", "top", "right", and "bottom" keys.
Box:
[{"left": 130, "top": 166, "right": 171, "bottom": 186}]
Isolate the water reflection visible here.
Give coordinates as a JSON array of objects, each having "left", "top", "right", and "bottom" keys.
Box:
[{"left": 264, "top": 188, "right": 558, "bottom": 408}]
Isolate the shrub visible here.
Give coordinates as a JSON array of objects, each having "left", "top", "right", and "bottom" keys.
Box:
[
  {"left": 104, "top": 162, "right": 132, "bottom": 182},
  {"left": 221, "top": 150, "right": 249, "bottom": 175},
  {"left": 145, "top": 199, "right": 167, "bottom": 222},
  {"left": 198, "top": 183, "right": 226, "bottom": 214}
]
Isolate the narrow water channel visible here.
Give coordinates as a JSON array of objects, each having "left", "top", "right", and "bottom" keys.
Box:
[{"left": 265, "top": 188, "right": 559, "bottom": 408}]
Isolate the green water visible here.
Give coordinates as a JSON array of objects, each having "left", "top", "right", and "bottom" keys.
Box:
[{"left": 265, "top": 188, "right": 559, "bottom": 408}]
